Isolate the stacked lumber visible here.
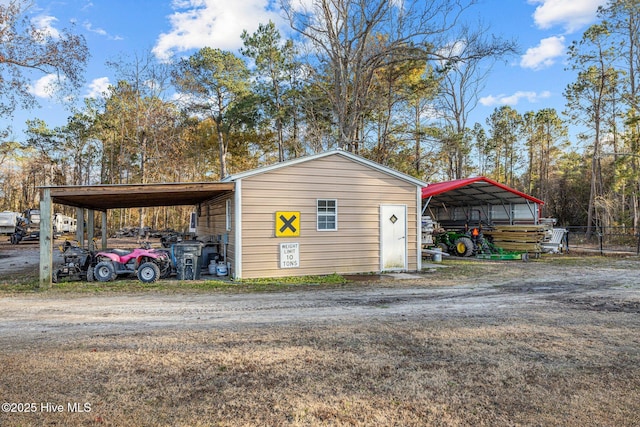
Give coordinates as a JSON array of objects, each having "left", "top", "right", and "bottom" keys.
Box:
[{"left": 484, "top": 225, "right": 549, "bottom": 253}]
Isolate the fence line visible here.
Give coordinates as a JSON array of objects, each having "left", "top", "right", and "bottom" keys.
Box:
[{"left": 564, "top": 226, "right": 640, "bottom": 256}]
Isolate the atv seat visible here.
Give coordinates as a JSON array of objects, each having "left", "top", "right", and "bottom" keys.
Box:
[{"left": 110, "top": 248, "right": 133, "bottom": 256}]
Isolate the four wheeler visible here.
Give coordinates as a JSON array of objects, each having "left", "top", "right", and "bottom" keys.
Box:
[
  {"left": 91, "top": 242, "right": 171, "bottom": 283},
  {"left": 52, "top": 240, "right": 96, "bottom": 283}
]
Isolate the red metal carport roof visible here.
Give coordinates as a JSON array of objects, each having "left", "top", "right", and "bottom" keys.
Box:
[{"left": 422, "top": 176, "right": 544, "bottom": 207}]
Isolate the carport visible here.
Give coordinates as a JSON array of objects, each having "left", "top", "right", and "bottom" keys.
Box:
[
  {"left": 422, "top": 176, "right": 545, "bottom": 226},
  {"left": 38, "top": 182, "right": 234, "bottom": 288}
]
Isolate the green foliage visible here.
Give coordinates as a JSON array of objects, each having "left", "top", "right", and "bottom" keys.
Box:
[
  {"left": 485, "top": 106, "right": 523, "bottom": 186},
  {"left": 0, "top": 273, "right": 348, "bottom": 294},
  {"left": 172, "top": 47, "right": 253, "bottom": 178},
  {"left": 5, "top": 2, "right": 640, "bottom": 230},
  {"left": 235, "top": 273, "right": 348, "bottom": 288},
  {"left": 240, "top": 21, "right": 299, "bottom": 161}
]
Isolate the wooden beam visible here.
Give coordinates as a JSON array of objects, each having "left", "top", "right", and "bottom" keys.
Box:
[{"left": 47, "top": 182, "right": 235, "bottom": 211}]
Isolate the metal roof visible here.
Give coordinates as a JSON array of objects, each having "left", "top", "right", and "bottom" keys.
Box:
[
  {"left": 224, "top": 149, "right": 428, "bottom": 188},
  {"left": 422, "top": 177, "right": 544, "bottom": 207},
  {"left": 41, "top": 182, "right": 235, "bottom": 211},
  {"left": 41, "top": 150, "right": 426, "bottom": 212}
]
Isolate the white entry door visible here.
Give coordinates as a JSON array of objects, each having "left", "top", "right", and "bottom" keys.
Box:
[{"left": 380, "top": 204, "right": 407, "bottom": 271}]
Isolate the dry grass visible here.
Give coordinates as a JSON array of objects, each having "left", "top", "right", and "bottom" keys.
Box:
[
  {"left": 1, "top": 309, "right": 639, "bottom": 426},
  {"left": 1, "top": 254, "right": 639, "bottom": 426}
]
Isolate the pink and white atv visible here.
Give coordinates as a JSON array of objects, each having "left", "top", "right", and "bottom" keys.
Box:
[{"left": 90, "top": 242, "right": 171, "bottom": 283}]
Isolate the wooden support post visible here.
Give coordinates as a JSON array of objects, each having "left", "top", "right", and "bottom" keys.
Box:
[
  {"left": 76, "top": 207, "right": 84, "bottom": 247},
  {"left": 101, "top": 211, "right": 108, "bottom": 250},
  {"left": 87, "top": 209, "right": 95, "bottom": 251},
  {"left": 39, "top": 188, "right": 53, "bottom": 289}
]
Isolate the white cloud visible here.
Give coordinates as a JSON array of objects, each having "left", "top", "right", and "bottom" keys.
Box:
[
  {"left": 480, "top": 90, "right": 552, "bottom": 107},
  {"left": 520, "top": 36, "right": 565, "bottom": 70},
  {"left": 436, "top": 39, "right": 468, "bottom": 69},
  {"left": 83, "top": 21, "right": 107, "bottom": 36},
  {"left": 83, "top": 20, "right": 124, "bottom": 40},
  {"left": 28, "top": 74, "right": 66, "bottom": 98},
  {"left": 152, "top": 0, "right": 285, "bottom": 61},
  {"left": 32, "top": 15, "right": 61, "bottom": 39},
  {"left": 528, "top": 0, "right": 607, "bottom": 33},
  {"left": 81, "top": 1, "right": 95, "bottom": 12},
  {"left": 85, "top": 77, "right": 111, "bottom": 99}
]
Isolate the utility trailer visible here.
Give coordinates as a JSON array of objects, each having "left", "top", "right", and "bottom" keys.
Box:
[
  {"left": 10, "top": 208, "right": 41, "bottom": 244},
  {"left": 0, "top": 211, "right": 22, "bottom": 236}
]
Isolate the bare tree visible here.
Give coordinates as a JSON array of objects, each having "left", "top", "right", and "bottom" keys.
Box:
[
  {"left": 105, "top": 50, "right": 179, "bottom": 236},
  {"left": 282, "top": 0, "right": 473, "bottom": 151},
  {"left": 434, "top": 23, "right": 516, "bottom": 179},
  {"left": 603, "top": 0, "right": 640, "bottom": 231},
  {"left": 282, "top": 0, "right": 517, "bottom": 155},
  {"left": 0, "top": 0, "right": 89, "bottom": 136}
]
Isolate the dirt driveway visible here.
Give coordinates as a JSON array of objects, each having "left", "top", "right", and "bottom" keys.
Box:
[
  {"left": 1, "top": 240, "right": 639, "bottom": 426},
  {"left": 1, "top": 240, "right": 638, "bottom": 345},
  {"left": 1, "top": 258, "right": 639, "bottom": 344}
]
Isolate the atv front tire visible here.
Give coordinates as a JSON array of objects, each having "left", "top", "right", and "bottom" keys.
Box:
[
  {"left": 137, "top": 262, "right": 160, "bottom": 283},
  {"left": 94, "top": 261, "right": 116, "bottom": 282}
]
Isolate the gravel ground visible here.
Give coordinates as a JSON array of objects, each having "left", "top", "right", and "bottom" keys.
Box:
[
  {"left": 1, "top": 239, "right": 639, "bottom": 347},
  {"left": 1, "top": 239, "right": 640, "bottom": 426}
]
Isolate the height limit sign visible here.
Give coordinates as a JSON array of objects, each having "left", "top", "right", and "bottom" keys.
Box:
[{"left": 280, "top": 243, "right": 300, "bottom": 269}]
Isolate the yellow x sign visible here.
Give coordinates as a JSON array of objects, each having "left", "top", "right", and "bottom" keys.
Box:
[{"left": 275, "top": 211, "right": 300, "bottom": 237}]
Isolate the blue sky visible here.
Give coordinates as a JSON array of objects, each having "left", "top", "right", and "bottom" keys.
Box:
[{"left": 7, "top": 0, "right": 608, "bottom": 145}]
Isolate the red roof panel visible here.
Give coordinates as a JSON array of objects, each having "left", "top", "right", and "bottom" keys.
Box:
[{"left": 422, "top": 176, "right": 544, "bottom": 206}]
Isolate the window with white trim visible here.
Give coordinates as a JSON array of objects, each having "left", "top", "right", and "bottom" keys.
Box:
[{"left": 317, "top": 199, "right": 337, "bottom": 231}]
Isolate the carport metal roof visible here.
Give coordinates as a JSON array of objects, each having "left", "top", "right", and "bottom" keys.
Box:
[
  {"left": 41, "top": 182, "right": 235, "bottom": 211},
  {"left": 422, "top": 176, "right": 544, "bottom": 207}
]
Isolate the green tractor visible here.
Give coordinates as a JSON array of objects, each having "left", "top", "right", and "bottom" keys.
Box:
[
  {"left": 433, "top": 230, "right": 475, "bottom": 257},
  {"left": 432, "top": 225, "right": 496, "bottom": 257}
]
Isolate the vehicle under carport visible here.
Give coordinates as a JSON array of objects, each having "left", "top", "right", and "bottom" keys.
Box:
[{"left": 37, "top": 182, "right": 234, "bottom": 288}]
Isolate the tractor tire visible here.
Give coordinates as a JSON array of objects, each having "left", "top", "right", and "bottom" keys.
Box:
[
  {"left": 453, "top": 236, "right": 474, "bottom": 257},
  {"left": 94, "top": 261, "right": 116, "bottom": 282},
  {"left": 137, "top": 262, "right": 160, "bottom": 283},
  {"left": 52, "top": 269, "right": 59, "bottom": 284},
  {"left": 437, "top": 242, "right": 449, "bottom": 253}
]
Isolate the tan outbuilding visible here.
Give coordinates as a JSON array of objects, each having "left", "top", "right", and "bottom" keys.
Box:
[
  {"left": 38, "top": 149, "right": 425, "bottom": 285},
  {"left": 203, "top": 149, "right": 426, "bottom": 279}
]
